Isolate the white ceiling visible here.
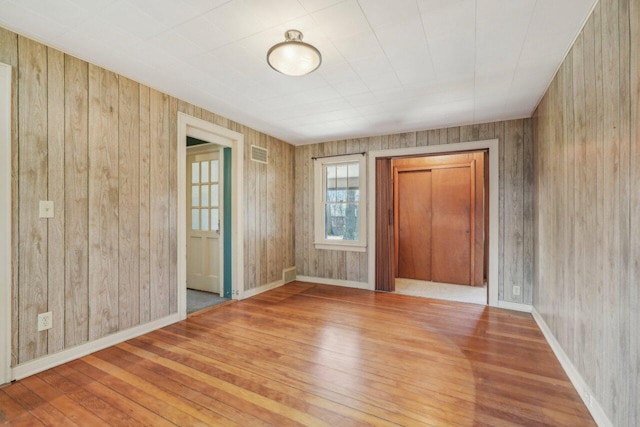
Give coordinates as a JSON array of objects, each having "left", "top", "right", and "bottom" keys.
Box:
[{"left": 0, "top": 0, "right": 596, "bottom": 145}]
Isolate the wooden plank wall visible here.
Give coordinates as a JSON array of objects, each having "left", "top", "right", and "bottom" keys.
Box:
[
  {"left": 294, "top": 120, "right": 534, "bottom": 304},
  {"left": 532, "top": 0, "right": 638, "bottom": 425},
  {"left": 1, "top": 27, "right": 295, "bottom": 365}
]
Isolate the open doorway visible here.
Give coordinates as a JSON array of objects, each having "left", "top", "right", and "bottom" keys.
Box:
[
  {"left": 393, "top": 151, "right": 488, "bottom": 305},
  {"left": 374, "top": 147, "right": 494, "bottom": 306},
  {"left": 186, "top": 138, "right": 229, "bottom": 314},
  {"left": 177, "top": 112, "right": 245, "bottom": 320}
]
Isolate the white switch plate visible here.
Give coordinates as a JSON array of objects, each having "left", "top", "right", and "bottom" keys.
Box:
[
  {"left": 39, "top": 201, "right": 54, "bottom": 218},
  {"left": 37, "top": 311, "right": 52, "bottom": 331},
  {"left": 513, "top": 286, "right": 521, "bottom": 296}
]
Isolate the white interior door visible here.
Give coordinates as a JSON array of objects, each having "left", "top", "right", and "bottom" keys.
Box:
[{"left": 187, "top": 150, "right": 223, "bottom": 294}]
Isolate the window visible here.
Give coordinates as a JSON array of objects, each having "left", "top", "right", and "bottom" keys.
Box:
[
  {"left": 314, "top": 154, "right": 367, "bottom": 251},
  {"left": 190, "top": 156, "right": 220, "bottom": 232}
]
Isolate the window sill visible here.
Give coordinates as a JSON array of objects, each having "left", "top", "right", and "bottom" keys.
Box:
[{"left": 314, "top": 242, "right": 367, "bottom": 252}]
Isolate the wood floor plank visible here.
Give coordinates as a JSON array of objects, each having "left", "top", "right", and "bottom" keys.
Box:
[{"left": 0, "top": 283, "right": 595, "bottom": 426}]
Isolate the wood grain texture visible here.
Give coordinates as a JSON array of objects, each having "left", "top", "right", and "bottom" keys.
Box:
[
  {"left": 629, "top": 1, "right": 640, "bottom": 424},
  {"left": 533, "top": 0, "right": 637, "bottom": 424},
  {"left": 503, "top": 120, "right": 525, "bottom": 303},
  {"left": 375, "top": 158, "right": 394, "bottom": 291},
  {"left": 3, "top": 26, "right": 291, "bottom": 365},
  {"left": 17, "top": 36, "right": 48, "bottom": 363},
  {"left": 168, "top": 97, "right": 178, "bottom": 313},
  {"left": 296, "top": 120, "right": 532, "bottom": 299},
  {"left": 118, "top": 76, "right": 140, "bottom": 330},
  {"left": 149, "top": 89, "right": 170, "bottom": 320},
  {"left": 138, "top": 85, "right": 151, "bottom": 325},
  {"left": 396, "top": 169, "right": 432, "bottom": 280},
  {"left": 46, "top": 48, "right": 65, "bottom": 354},
  {"left": 88, "top": 65, "right": 119, "bottom": 340},
  {"left": 0, "top": 283, "right": 595, "bottom": 426},
  {"left": 64, "top": 54, "right": 89, "bottom": 349}
]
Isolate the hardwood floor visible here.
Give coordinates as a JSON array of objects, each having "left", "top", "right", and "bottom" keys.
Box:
[{"left": 0, "top": 282, "right": 594, "bottom": 426}]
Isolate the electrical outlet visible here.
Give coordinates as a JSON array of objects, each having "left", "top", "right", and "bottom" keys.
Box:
[
  {"left": 513, "top": 286, "right": 521, "bottom": 296},
  {"left": 37, "top": 312, "right": 52, "bottom": 331}
]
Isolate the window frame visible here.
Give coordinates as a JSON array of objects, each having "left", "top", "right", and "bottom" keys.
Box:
[{"left": 314, "top": 153, "right": 367, "bottom": 252}]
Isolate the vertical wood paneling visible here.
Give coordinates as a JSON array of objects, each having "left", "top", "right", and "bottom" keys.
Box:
[
  {"left": 149, "top": 90, "right": 170, "bottom": 320},
  {"left": 573, "top": 26, "right": 589, "bottom": 379},
  {"left": 17, "top": 36, "right": 48, "bottom": 363},
  {"left": 118, "top": 77, "right": 140, "bottom": 330},
  {"left": 629, "top": 2, "right": 640, "bottom": 423},
  {"left": 138, "top": 85, "right": 151, "bottom": 324},
  {"left": 168, "top": 97, "right": 178, "bottom": 313},
  {"left": 601, "top": 0, "right": 620, "bottom": 411},
  {"left": 8, "top": 27, "right": 295, "bottom": 364},
  {"left": 267, "top": 136, "right": 277, "bottom": 283},
  {"left": 533, "top": 0, "right": 637, "bottom": 423},
  {"left": 88, "top": 65, "right": 119, "bottom": 340},
  {"left": 63, "top": 54, "right": 89, "bottom": 349},
  {"left": 616, "top": 0, "right": 631, "bottom": 417},
  {"left": 295, "top": 119, "right": 533, "bottom": 297},
  {"left": 503, "top": 120, "right": 524, "bottom": 303},
  {"left": 245, "top": 129, "right": 257, "bottom": 288},
  {"left": 259, "top": 134, "right": 269, "bottom": 285},
  {"left": 46, "top": 48, "right": 65, "bottom": 354}
]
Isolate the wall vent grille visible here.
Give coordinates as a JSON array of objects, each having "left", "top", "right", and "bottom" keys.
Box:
[{"left": 251, "top": 145, "right": 268, "bottom": 164}]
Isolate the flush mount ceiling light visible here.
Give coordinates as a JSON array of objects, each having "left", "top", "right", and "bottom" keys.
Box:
[{"left": 267, "top": 29, "right": 322, "bottom": 77}]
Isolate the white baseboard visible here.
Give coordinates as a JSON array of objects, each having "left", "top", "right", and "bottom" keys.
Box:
[
  {"left": 11, "top": 313, "right": 180, "bottom": 381},
  {"left": 532, "top": 308, "right": 612, "bottom": 427},
  {"left": 497, "top": 300, "right": 533, "bottom": 312},
  {"left": 297, "top": 275, "right": 370, "bottom": 290},
  {"left": 242, "top": 279, "right": 284, "bottom": 299}
]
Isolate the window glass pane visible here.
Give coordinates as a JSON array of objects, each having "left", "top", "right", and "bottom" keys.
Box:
[
  {"left": 191, "top": 162, "right": 200, "bottom": 184},
  {"left": 327, "top": 165, "right": 336, "bottom": 186},
  {"left": 336, "top": 164, "right": 348, "bottom": 190},
  {"left": 344, "top": 204, "right": 359, "bottom": 240},
  {"left": 211, "top": 184, "right": 219, "bottom": 206},
  {"left": 201, "top": 161, "right": 209, "bottom": 183},
  {"left": 211, "top": 160, "right": 219, "bottom": 182},
  {"left": 201, "top": 185, "right": 209, "bottom": 207},
  {"left": 325, "top": 203, "right": 358, "bottom": 241},
  {"left": 347, "top": 162, "right": 359, "bottom": 201},
  {"left": 201, "top": 209, "right": 209, "bottom": 231},
  {"left": 211, "top": 208, "right": 219, "bottom": 231},
  {"left": 191, "top": 185, "right": 199, "bottom": 207},
  {"left": 348, "top": 163, "right": 359, "bottom": 179},
  {"left": 191, "top": 209, "right": 199, "bottom": 230}
]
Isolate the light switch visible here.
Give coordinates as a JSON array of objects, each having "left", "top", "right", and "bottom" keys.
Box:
[{"left": 39, "top": 201, "right": 54, "bottom": 218}]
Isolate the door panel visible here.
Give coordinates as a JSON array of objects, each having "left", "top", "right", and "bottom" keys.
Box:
[
  {"left": 187, "top": 150, "right": 222, "bottom": 293},
  {"left": 396, "top": 170, "right": 432, "bottom": 280},
  {"left": 375, "top": 158, "right": 395, "bottom": 291},
  {"left": 431, "top": 166, "right": 472, "bottom": 285}
]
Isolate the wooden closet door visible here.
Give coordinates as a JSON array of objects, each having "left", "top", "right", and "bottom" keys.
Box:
[
  {"left": 396, "top": 170, "right": 432, "bottom": 280},
  {"left": 431, "top": 166, "right": 473, "bottom": 285}
]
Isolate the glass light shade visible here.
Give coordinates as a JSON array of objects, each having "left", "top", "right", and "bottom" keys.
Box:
[{"left": 267, "top": 30, "right": 321, "bottom": 76}]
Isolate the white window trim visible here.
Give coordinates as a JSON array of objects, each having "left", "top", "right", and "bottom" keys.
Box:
[{"left": 314, "top": 153, "right": 367, "bottom": 252}]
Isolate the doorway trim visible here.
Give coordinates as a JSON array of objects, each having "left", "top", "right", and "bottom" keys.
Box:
[
  {"left": 177, "top": 113, "right": 244, "bottom": 320},
  {"left": 367, "top": 139, "right": 499, "bottom": 307},
  {"left": 0, "top": 62, "right": 12, "bottom": 384}
]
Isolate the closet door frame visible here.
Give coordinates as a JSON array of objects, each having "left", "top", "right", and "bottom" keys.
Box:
[{"left": 367, "top": 139, "right": 499, "bottom": 307}]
